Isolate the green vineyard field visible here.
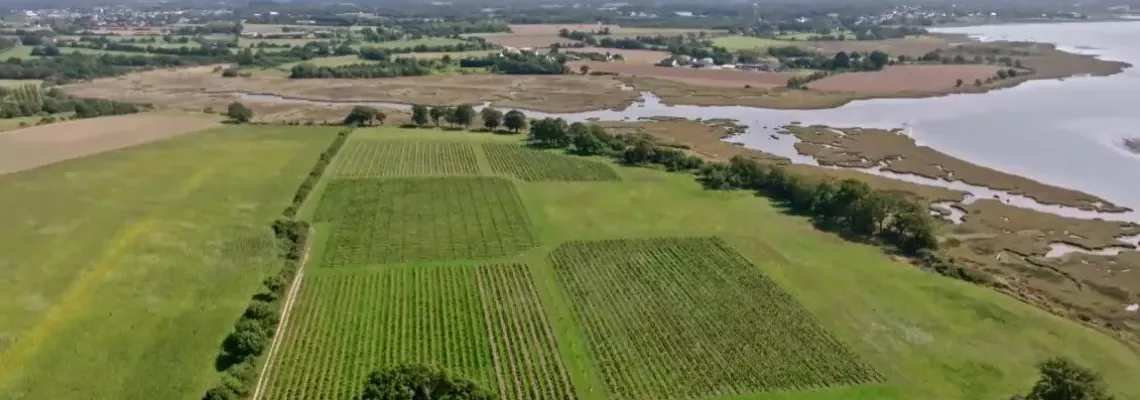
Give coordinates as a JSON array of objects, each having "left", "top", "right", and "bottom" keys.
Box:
[
  {"left": 549, "top": 237, "right": 882, "bottom": 399},
  {"left": 330, "top": 140, "right": 479, "bottom": 178},
  {"left": 262, "top": 264, "right": 575, "bottom": 400},
  {"left": 477, "top": 264, "right": 577, "bottom": 400},
  {"left": 313, "top": 177, "right": 537, "bottom": 266},
  {"left": 261, "top": 265, "right": 495, "bottom": 400},
  {"left": 483, "top": 143, "right": 620, "bottom": 182}
]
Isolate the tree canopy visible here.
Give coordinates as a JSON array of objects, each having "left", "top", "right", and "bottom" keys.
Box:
[
  {"left": 343, "top": 106, "right": 385, "bottom": 126},
  {"left": 226, "top": 102, "right": 253, "bottom": 123},
  {"left": 360, "top": 364, "right": 494, "bottom": 400},
  {"left": 503, "top": 110, "right": 526, "bottom": 133},
  {"left": 1011, "top": 357, "right": 1115, "bottom": 400}
]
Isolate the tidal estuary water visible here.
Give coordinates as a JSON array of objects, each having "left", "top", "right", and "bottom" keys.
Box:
[{"left": 241, "top": 21, "right": 1140, "bottom": 231}]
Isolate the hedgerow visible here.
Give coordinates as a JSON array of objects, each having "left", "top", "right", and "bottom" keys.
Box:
[{"left": 201, "top": 128, "right": 352, "bottom": 400}]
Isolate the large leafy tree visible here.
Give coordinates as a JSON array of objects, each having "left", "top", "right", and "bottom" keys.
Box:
[
  {"left": 481, "top": 107, "right": 503, "bottom": 130},
  {"left": 429, "top": 106, "right": 446, "bottom": 126},
  {"left": 225, "top": 101, "right": 253, "bottom": 123},
  {"left": 1012, "top": 357, "right": 1115, "bottom": 400},
  {"left": 343, "top": 106, "right": 384, "bottom": 126},
  {"left": 411, "top": 104, "right": 429, "bottom": 126},
  {"left": 453, "top": 104, "right": 476, "bottom": 128},
  {"left": 360, "top": 364, "right": 494, "bottom": 400},
  {"left": 503, "top": 110, "right": 526, "bottom": 133}
]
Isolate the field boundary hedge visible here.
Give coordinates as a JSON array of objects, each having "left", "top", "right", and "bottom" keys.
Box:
[{"left": 200, "top": 127, "right": 354, "bottom": 400}]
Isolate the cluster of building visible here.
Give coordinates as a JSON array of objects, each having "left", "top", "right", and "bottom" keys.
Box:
[{"left": 655, "top": 55, "right": 781, "bottom": 72}]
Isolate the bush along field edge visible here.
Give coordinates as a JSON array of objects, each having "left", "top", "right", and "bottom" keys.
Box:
[
  {"left": 200, "top": 127, "right": 354, "bottom": 400},
  {"left": 526, "top": 117, "right": 941, "bottom": 259}
]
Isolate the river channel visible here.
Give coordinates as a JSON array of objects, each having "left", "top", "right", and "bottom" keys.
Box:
[{"left": 239, "top": 21, "right": 1140, "bottom": 238}]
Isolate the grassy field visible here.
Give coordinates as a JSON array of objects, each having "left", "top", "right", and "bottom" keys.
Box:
[
  {"left": 258, "top": 126, "right": 1140, "bottom": 400},
  {"left": 483, "top": 142, "right": 620, "bottom": 182},
  {"left": 0, "top": 125, "right": 341, "bottom": 400},
  {"left": 0, "top": 115, "right": 42, "bottom": 131},
  {"left": 0, "top": 45, "right": 33, "bottom": 59},
  {"left": 330, "top": 140, "right": 480, "bottom": 178}
]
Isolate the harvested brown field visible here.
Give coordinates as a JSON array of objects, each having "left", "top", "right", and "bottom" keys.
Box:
[
  {"left": 808, "top": 65, "right": 1005, "bottom": 94},
  {"left": 0, "top": 113, "right": 220, "bottom": 174},
  {"left": 783, "top": 125, "right": 1126, "bottom": 212},
  {"left": 475, "top": 24, "right": 724, "bottom": 48},
  {"left": 477, "top": 34, "right": 579, "bottom": 48},
  {"left": 809, "top": 35, "right": 954, "bottom": 57},
  {"left": 620, "top": 76, "right": 860, "bottom": 109},
  {"left": 566, "top": 47, "right": 671, "bottom": 63},
  {"left": 506, "top": 24, "right": 721, "bottom": 38},
  {"left": 61, "top": 66, "right": 638, "bottom": 113},
  {"left": 576, "top": 62, "right": 797, "bottom": 88}
]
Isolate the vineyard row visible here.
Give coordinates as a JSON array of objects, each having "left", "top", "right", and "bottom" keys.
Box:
[{"left": 549, "top": 237, "right": 883, "bottom": 400}]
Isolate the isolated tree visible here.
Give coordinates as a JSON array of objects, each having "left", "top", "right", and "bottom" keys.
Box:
[
  {"left": 867, "top": 50, "right": 889, "bottom": 70},
  {"left": 956, "top": 78, "right": 964, "bottom": 87},
  {"left": 225, "top": 101, "right": 253, "bottom": 123},
  {"left": 997, "top": 69, "right": 1010, "bottom": 79},
  {"left": 1013, "top": 357, "right": 1114, "bottom": 400},
  {"left": 453, "top": 104, "right": 476, "bottom": 128},
  {"left": 429, "top": 106, "right": 447, "bottom": 126},
  {"left": 1007, "top": 68, "right": 1019, "bottom": 78},
  {"left": 975, "top": 79, "right": 983, "bottom": 86},
  {"left": 411, "top": 104, "right": 429, "bottom": 126},
  {"left": 579, "top": 64, "right": 590, "bottom": 75},
  {"left": 481, "top": 107, "right": 503, "bottom": 131},
  {"left": 360, "top": 364, "right": 494, "bottom": 400},
  {"left": 343, "top": 106, "right": 381, "bottom": 126},
  {"left": 832, "top": 51, "right": 851, "bottom": 69},
  {"left": 503, "top": 109, "right": 526, "bottom": 133}
]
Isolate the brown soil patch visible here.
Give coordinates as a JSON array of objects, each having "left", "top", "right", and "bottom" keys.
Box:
[
  {"left": 0, "top": 113, "right": 220, "bottom": 174},
  {"left": 783, "top": 125, "right": 1126, "bottom": 212},
  {"left": 61, "top": 66, "right": 638, "bottom": 113},
  {"left": 479, "top": 34, "right": 580, "bottom": 48},
  {"left": 808, "top": 65, "right": 1005, "bottom": 94},
  {"left": 575, "top": 62, "right": 796, "bottom": 88},
  {"left": 621, "top": 76, "right": 860, "bottom": 109},
  {"left": 506, "top": 24, "right": 720, "bottom": 38},
  {"left": 568, "top": 47, "right": 672, "bottom": 64}
]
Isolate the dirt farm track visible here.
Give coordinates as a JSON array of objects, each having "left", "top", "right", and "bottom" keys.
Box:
[{"left": 0, "top": 114, "right": 221, "bottom": 175}]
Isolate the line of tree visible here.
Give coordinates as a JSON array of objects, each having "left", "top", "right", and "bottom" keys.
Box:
[
  {"left": 0, "top": 85, "right": 145, "bottom": 119},
  {"left": 785, "top": 71, "right": 833, "bottom": 89},
  {"left": 0, "top": 52, "right": 220, "bottom": 83},
  {"left": 356, "top": 41, "right": 495, "bottom": 61},
  {"left": 527, "top": 117, "right": 937, "bottom": 255},
  {"left": 360, "top": 364, "right": 494, "bottom": 400},
  {"left": 51, "top": 40, "right": 235, "bottom": 58},
  {"left": 288, "top": 57, "right": 440, "bottom": 79},
  {"left": 775, "top": 49, "right": 891, "bottom": 71},
  {"left": 409, "top": 104, "right": 527, "bottom": 133},
  {"left": 457, "top": 53, "right": 567, "bottom": 75},
  {"left": 202, "top": 128, "right": 352, "bottom": 400}
]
